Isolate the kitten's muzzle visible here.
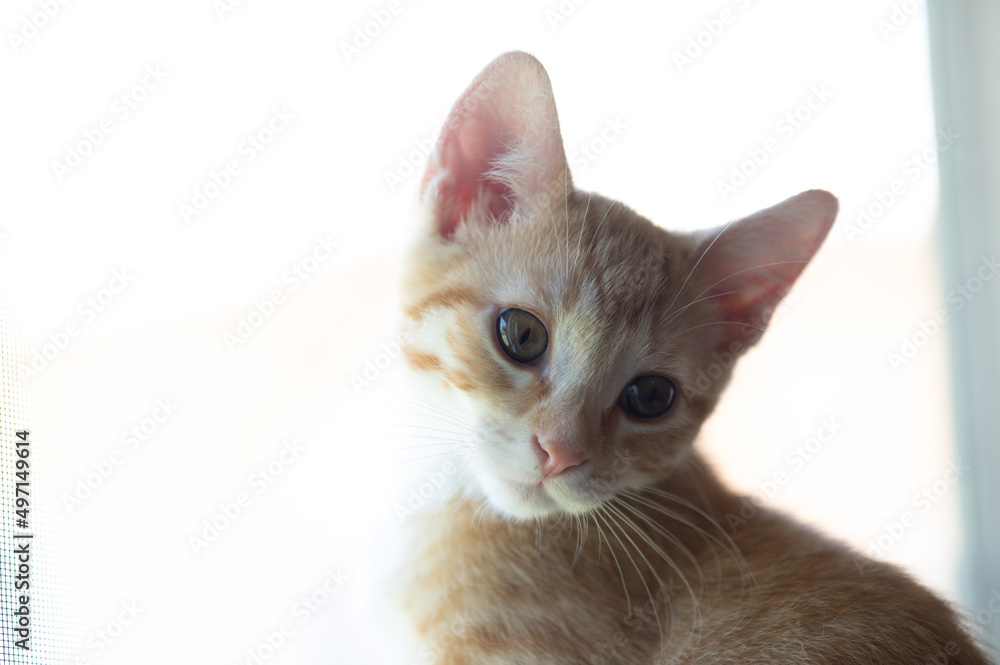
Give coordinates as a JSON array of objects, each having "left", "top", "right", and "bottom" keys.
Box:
[{"left": 533, "top": 434, "right": 588, "bottom": 478}]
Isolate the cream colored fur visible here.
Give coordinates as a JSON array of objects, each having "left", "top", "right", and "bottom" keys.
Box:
[{"left": 389, "top": 51, "right": 991, "bottom": 665}]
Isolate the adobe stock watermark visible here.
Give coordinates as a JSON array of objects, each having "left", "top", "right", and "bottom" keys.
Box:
[
  {"left": 350, "top": 331, "right": 414, "bottom": 394},
  {"left": 843, "top": 127, "right": 959, "bottom": 243},
  {"left": 887, "top": 255, "right": 999, "bottom": 371},
  {"left": 62, "top": 398, "right": 177, "bottom": 513},
  {"left": 349, "top": 315, "right": 441, "bottom": 394},
  {"left": 213, "top": 0, "right": 250, "bottom": 20},
  {"left": 914, "top": 640, "right": 964, "bottom": 665},
  {"left": 384, "top": 71, "right": 504, "bottom": 192},
  {"left": 415, "top": 532, "right": 681, "bottom": 662},
  {"left": 715, "top": 84, "right": 833, "bottom": 201},
  {"left": 671, "top": 0, "right": 755, "bottom": 74},
  {"left": 23, "top": 268, "right": 135, "bottom": 380},
  {"left": 222, "top": 235, "right": 339, "bottom": 352},
  {"left": 189, "top": 438, "right": 305, "bottom": 556},
  {"left": 725, "top": 417, "right": 844, "bottom": 534},
  {"left": 379, "top": 73, "right": 516, "bottom": 192},
  {"left": 51, "top": 65, "right": 168, "bottom": 183},
  {"left": 339, "top": 0, "right": 411, "bottom": 63},
  {"left": 686, "top": 292, "right": 800, "bottom": 398},
  {"left": 384, "top": 132, "right": 436, "bottom": 193},
  {"left": 853, "top": 458, "right": 969, "bottom": 574},
  {"left": 178, "top": 106, "right": 295, "bottom": 223},
  {"left": 523, "top": 116, "right": 630, "bottom": 216},
  {"left": 7, "top": 0, "right": 72, "bottom": 54},
  {"left": 383, "top": 114, "right": 626, "bottom": 194},
  {"left": 544, "top": 0, "right": 589, "bottom": 31},
  {"left": 389, "top": 421, "right": 485, "bottom": 522},
  {"left": 971, "top": 588, "right": 1000, "bottom": 632},
  {"left": 586, "top": 578, "right": 685, "bottom": 665},
  {"left": 86, "top": 601, "right": 143, "bottom": 657},
  {"left": 877, "top": 0, "right": 925, "bottom": 41},
  {"left": 569, "top": 116, "right": 628, "bottom": 175},
  {"left": 393, "top": 459, "right": 459, "bottom": 523},
  {"left": 241, "top": 568, "right": 349, "bottom": 665},
  {"left": 418, "top": 610, "right": 477, "bottom": 663},
  {"left": 507, "top": 494, "right": 686, "bottom": 662}
]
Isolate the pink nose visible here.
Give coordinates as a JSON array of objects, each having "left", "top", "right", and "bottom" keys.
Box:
[{"left": 534, "top": 435, "right": 587, "bottom": 478}]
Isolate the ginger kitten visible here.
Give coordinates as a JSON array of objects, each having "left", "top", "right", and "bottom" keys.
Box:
[{"left": 390, "top": 51, "right": 990, "bottom": 665}]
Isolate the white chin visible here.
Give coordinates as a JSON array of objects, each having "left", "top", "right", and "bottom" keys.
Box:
[
  {"left": 478, "top": 474, "right": 602, "bottom": 520},
  {"left": 478, "top": 476, "right": 557, "bottom": 519}
]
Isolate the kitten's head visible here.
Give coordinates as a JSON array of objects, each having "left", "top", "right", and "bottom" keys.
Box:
[{"left": 400, "top": 52, "right": 837, "bottom": 520}]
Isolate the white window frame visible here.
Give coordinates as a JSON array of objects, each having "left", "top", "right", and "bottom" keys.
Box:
[{"left": 928, "top": 0, "right": 1000, "bottom": 657}]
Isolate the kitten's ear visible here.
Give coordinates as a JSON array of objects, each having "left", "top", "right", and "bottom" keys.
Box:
[
  {"left": 420, "top": 51, "right": 570, "bottom": 239},
  {"left": 687, "top": 189, "right": 838, "bottom": 350}
]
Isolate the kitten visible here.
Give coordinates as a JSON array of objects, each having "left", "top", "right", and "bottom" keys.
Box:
[{"left": 390, "top": 51, "right": 990, "bottom": 665}]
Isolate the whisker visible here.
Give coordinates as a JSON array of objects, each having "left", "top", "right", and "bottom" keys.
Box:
[
  {"left": 331, "top": 420, "right": 470, "bottom": 437},
  {"left": 665, "top": 219, "right": 737, "bottom": 314},
  {"left": 573, "top": 191, "right": 593, "bottom": 271},
  {"left": 604, "top": 502, "right": 668, "bottom": 653},
  {"left": 614, "top": 496, "right": 707, "bottom": 591},
  {"left": 583, "top": 200, "right": 615, "bottom": 261},
  {"left": 661, "top": 290, "right": 739, "bottom": 327},
  {"left": 366, "top": 441, "right": 467, "bottom": 456},
  {"left": 386, "top": 451, "right": 465, "bottom": 468},
  {"left": 592, "top": 513, "right": 602, "bottom": 565},
  {"left": 359, "top": 387, "right": 478, "bottom": 428},
  {"left": 593, "top": 511, "right": 630, "bottom": 615},
  {"left": 668, "top": 321, "right": 766, "bottom": 338},
  {"left": 570, "top": 514, "right": 585, "bottom": 571},
  {"left": 622, "top": 492, "right": 724, "bottom": 571},
  {"left": 673, "top": 260, "right": 808, "bottom": 319},
  {"left": 632, "top": 486, "right": 754, "bottom": 587},
  {"left": 471, "top": 500, "right": 490, "bottom": 527},
  {"left": 663, "top": 260, "right": 809, "bottom": 329},
  {"left": 564, "top": 162, "right": 571, "bottom": 275},
  {"left": 611, "top": 499, "right": 707, "bottom": 653},
  {"left": 432, "top": 478, "right": 465, "bottom": 518},
  {"left": 597, "top": 506, "right": 632, "bottom": 618},
  {"left": 476, "top": 499, "right": 494, "bottom": 526},
  {"left": 330, "top": 410, "right": 472, "bottom": 433}
]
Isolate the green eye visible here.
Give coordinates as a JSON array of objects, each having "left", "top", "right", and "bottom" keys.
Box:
[
  {"left": 619, "top": 375, "right": 676, "bottom": 419},
  {"left": 497, "top": 308, "right": 548, "bottom": 364}
]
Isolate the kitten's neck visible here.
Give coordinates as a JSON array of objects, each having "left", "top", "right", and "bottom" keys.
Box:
[
  {"left": 401, "top": 450, "right": 747, "bottom": 645},
  {"left": 451, "top": 449, "right": 744, "bottom": 577}
]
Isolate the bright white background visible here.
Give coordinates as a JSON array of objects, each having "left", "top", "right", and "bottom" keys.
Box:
[{"left": 2, "top": 0, "right": 986, "bottom": 663}]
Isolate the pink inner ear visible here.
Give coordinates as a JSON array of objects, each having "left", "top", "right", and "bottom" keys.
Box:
[
  {"left": 423, "top": 104, "right": 516, "bottom": 238},
  {"left": 420, "top": 52, "right": 568, "bottom": 239},
  {"left": 435, "top": 177, "right": 513, "bottom": 239},
  {"left": 691, "top": 189, "right": 839, "bottom": 349},
  {"left": 709, "top": 264, "right": 798, "bottom": 330}
]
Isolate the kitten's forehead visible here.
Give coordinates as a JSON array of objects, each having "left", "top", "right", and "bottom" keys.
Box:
[
  {"left": 475, "top": 191, "right": 683, "bottom": 336},
  {"left": 458, "top": 191, "right": 693, "bottom": 392}
]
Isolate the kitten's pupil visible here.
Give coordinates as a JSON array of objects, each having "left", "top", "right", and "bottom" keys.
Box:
[
  {"left": 497, "top": 308, "right": 548, "bottom": 364},
  {"left": 619, "top": 375, "right": 676, "bottom": 419}
]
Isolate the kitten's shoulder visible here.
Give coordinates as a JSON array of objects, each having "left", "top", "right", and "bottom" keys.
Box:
[{"left": 713, "top": 503, "right": 989, "bottom": 665}]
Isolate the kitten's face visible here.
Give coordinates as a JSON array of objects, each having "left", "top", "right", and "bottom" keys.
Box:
[
  {"left": 400, "top": 52, "right": 837, "bottom": 520},
  {"left": 403, "top": 192, "right": 718, "bottom": 519}
]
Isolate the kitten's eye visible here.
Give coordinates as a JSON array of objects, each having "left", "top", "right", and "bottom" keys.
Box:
[
  {"left": 618, "top": 375, "right": 676, "bottom": 419},
  {"left": 497, "top": 308, "right": 548, "bottom": 364}
]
